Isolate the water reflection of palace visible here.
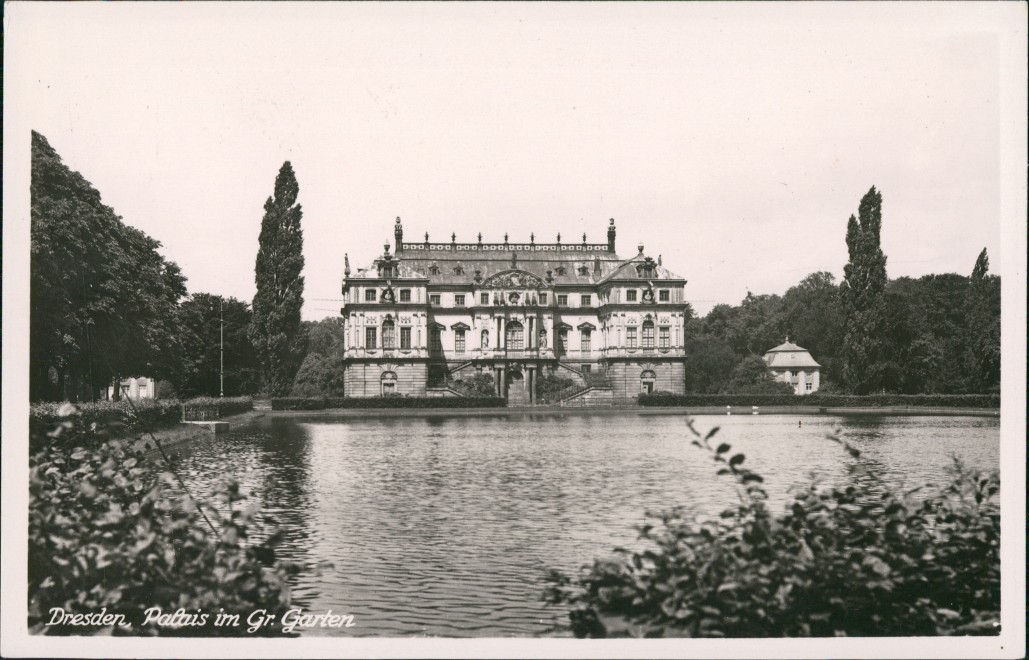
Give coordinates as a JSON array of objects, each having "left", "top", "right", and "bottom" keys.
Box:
[{"left": 339, "top": 218, "right": 690, "bottom": 404}]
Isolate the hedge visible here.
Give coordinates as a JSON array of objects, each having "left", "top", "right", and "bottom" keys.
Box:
[
  {"left": 30, "top": 396, "right": 254, "bottom": 441},
  {"left": 638, "top": 393, "right": 1000, "bottom": 408},
  {"left": 272, "top": 396, "right": 507, "bottom": 410}
]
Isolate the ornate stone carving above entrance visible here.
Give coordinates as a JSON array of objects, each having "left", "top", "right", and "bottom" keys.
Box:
[{"left": 481, "top": 269, "right": 545, "bottom": 290}]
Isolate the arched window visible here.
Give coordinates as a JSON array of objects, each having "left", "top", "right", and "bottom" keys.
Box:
[
  {"left": 640, "top": 369, "right": 656, "bottom": 395},
  {"left": 506, "top": 321, "right": 524, "bottom": 350},
  {"left": 381, "top": 371, "right": 398, "bottom": 396},
  {"left": 382, "top": 317, "right": 396, "bottom": 349},
  {"left": 641, "top": 319, "right": 655, "bottom": 349}
]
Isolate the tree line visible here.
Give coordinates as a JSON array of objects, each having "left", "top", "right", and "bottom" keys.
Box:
[
  {"left": 684, "top": 187, "right": 1000, "bottom": 395},
  {"left": 30, "top": 131, "right": 308, "bottom": 402},
  {"left": 30, "top": 132, "right": 1000, "bottom": 402}
]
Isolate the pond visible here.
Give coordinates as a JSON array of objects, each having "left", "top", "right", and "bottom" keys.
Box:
[{"left": 172, "top": 412, "right": 999, "bottom": 637}]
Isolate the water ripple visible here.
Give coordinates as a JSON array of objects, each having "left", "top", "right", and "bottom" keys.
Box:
[{"left": 172, "top": 413, "right": 998, "bottom": 637}]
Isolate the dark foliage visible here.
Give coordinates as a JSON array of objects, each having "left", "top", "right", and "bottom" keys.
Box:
[
  {"left": 30, "top": 131, "right": 187, "bottom": 402},
  {"left": 451, "top": 373, "right": 497, "bottom": 397},
  {"left": 30, "top": 397, "right": 253, "bottom": 449},
  {"left": 535, "top": 373, "right": 577, "bottom": 403},
  {"left": 28, "top": 406, "right": 296, "bottom": 635},
  {"left": 544, "top": 419, "right": 1000, "bottom": 637},
  {"left": 272, "top": 396, "right": 507, "bottom": 410},
  {"left": 638, "top": 393, "right": 999, "bottom": 408},
  {"left": 176, "top": 294, "right": 260, "bottom": 398},
  {"left": 840, "top": 187, "right": 892, "bottom": 393},
  {"left": 250, "top": 162, "right": 306, "bottom": 396}
]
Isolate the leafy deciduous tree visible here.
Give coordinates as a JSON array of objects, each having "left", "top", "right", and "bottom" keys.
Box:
[{"left": 30, "top": 131, "right": 186, "bottom": 402}]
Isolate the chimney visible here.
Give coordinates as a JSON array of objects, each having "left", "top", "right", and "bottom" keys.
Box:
[
  {"left": 607, "top": 218, "right": 616, "bottom": 252},
  {"left": 394, "top": 217, "right": 403, "bottom": 252}
]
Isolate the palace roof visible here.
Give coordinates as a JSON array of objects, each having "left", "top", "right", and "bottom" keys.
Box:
[{"left": 346, "top": 218, "right": 686, "bottom": 286}]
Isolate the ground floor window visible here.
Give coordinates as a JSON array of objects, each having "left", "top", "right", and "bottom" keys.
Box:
[
  {"left": 455, "top": 328, "right": 466, "bottom": 354},
  {"left": 581, "top": 329, "right": 592, "bottom": 354}
]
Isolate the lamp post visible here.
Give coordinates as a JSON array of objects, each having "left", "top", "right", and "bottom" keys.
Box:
[
  {"left": 219, "top": 297, "right": 224, "bottom": 398},
  {"left": 210, "top": 297, "right": 224, "bottom": 398}
]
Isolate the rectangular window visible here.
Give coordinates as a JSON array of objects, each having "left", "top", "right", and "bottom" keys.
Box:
[
  {"left": 642, "top": 324, "right": 655, "bottom": 349},
  {"left": 365, "top": 289, "right": 377, "bottom": 302},
  {"left": 581, "top": 365, "right": 591, "bottom": 374},
  {"left": 627, "top": 327, "right": 638, "bottom": 349},
  {"left": 581, "top": 329, "right": 592, "bottom": 354},
  {"left": 539, "top": 292, "right": 548, "bottom": 305},
  {"left": 399, "top": 289, "right": 411, "bottom": 302},
  {"left": 806, "top": 382, "right": 813, "bottom": 391},
  {"left": 382, "top": 323, "right": 396, "bottom": 349},
  {"left": 365, "top": 326, "right": 377, "bottom": 349},
  {"left": 429, "top": 294, "right": 441, "bottom": 306},
  {"left": 659, "top": 327, "right": 670, "bottom": 348},
  {"left": 480, "top": 292, "right": 489, "bottom": 305},
  {"left": 626, "top": 290, "right": 637, "bottom": 302},
  {"left": 400, "top": 327, "right": 412, "bottom": 349},
  {"left": 581, "top": 294, "right": 592, "bottom": 306},
  {"left": 659, "top": 290, "right": 670, "bottom": 302},
  {"left": 557, "top": 294, "right": 568, "bottom": 306},
  {"left": 430, "top": 328, "right": 442, "bottom": 353},
  {"left": 455, "top": 329, "right": 466, "bottom": 354},
  {"left": 455, "top": 294, "right": 466, "bottom": 306}
]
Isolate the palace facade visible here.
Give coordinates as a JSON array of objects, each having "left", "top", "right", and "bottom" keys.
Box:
[{"left": 339, "top": 218, "right": 690, "bottom": 404}]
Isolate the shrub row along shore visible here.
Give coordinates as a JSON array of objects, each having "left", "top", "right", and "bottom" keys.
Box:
[
  {"left": 637, "top": 392, "right": 1000, "bottom": 408},
  {"left": 268, "top": 392, "right": 998, "bottom": 411},
  {"left": 29, "top": 397, "right": 254, "bottom": 447}
]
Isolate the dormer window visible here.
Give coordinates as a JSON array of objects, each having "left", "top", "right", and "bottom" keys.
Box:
[
  {"left": 454, "top": 265, "right": 464, "bottom": 275},
  {"left": 555, "top": 266, "right": 567, "bottom": 276},
  {"left": 578, "top": 266, "right": 589, "bottom": 276},
  {"left": 429, "top": 263, "right": 441, "bottom": 275}
]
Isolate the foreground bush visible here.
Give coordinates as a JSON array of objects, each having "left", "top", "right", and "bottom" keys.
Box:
[
  {"left": 544, "top": 419, "right": 1000, "bottom": 637},
  {"left": 272, "top": 396, "right": 507, "bottom": 410},
  {"left": 28, "top": 406, "right": 296, "bottom": 635},
  {"left": 638, "top": 393, "right": 1000, "bottom": 408}
]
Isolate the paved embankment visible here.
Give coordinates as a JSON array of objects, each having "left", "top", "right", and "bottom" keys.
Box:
[{"left": 137, "top": 409, "right": 266, "bottom": 458}]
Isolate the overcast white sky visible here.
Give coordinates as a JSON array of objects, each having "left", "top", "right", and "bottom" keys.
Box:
[{"left": 5, "top": 3, "right": 1020, "bottom": 320}]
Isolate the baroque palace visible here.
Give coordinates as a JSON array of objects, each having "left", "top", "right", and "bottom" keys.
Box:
[{"left": 339, "top": 218, "right": 690, "bottom": 404}]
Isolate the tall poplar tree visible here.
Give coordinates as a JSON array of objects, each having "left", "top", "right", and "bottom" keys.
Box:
[
  {"left": 840, "top": 186, "right": 892, "bottom": 393},
  {"left": 250, "top": 162, "right": 306, "bottom": 395},
  {"left": 963, "top": 248, "right": 1001, "bottom": 392}
]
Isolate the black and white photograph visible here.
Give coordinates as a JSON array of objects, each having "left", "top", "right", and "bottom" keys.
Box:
[{"left": 2, "top": 3, "right": 1025, "bottom": 658}]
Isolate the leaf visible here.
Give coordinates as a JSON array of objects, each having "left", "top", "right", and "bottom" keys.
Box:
[
  {"left": 705, "top": 427, "right": 720, "bottom": 441},
  {"left": 716, "top": 443, "right": 731, "bottom": 454},
  {"left": 729, "top": 454, "right": 745, "bottom": 467}
]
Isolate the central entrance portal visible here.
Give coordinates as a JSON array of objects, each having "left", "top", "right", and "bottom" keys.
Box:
[{"left": 505, "top": 368, "right": 529, "bottom": 405}]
